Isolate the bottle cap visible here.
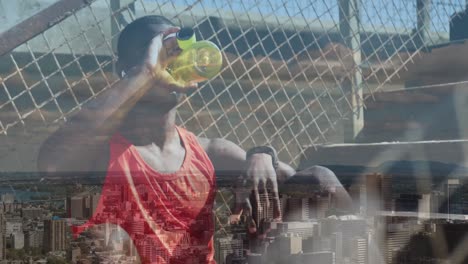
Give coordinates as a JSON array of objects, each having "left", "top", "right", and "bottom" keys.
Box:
[{"left": 176, "top": 28, "right": 196, "bottom": 50}]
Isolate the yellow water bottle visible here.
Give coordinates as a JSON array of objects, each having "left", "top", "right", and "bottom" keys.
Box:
[{"left": 167, "top": 28, "right": 223, "bottom": 85}]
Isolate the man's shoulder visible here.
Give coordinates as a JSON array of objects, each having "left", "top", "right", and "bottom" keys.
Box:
[
  {"left": 196, "top": 136, "right": 211, "bottom": 150},
  {"left": 194, "top": 137, "right": 229, "bottom": 153},
  {"left": 175, "top": 126, "right": 211, "bottom": 151}
]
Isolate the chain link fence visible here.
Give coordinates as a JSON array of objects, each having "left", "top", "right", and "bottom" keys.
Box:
[{"left": 0, "top": 0, "right": 465, "bottom": 166}]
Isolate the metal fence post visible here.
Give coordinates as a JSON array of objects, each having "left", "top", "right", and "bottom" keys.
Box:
[
  {"left": 416, "top": 0, "right": 431, "bottom": 47},
  {"left": 339, "top": 0, "right": 363, "bottom": 143},
  {"left": 110, "top": 0, "right": 135, "bottom": 75}
]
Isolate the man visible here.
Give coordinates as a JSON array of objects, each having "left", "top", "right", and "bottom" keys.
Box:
[{"left": 37, "top": 15, "right": 349, "bottom": 263}]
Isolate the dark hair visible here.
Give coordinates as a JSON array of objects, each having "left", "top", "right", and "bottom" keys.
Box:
[{"left": 117, "top": 15, "right": 175, "bottom": 71}]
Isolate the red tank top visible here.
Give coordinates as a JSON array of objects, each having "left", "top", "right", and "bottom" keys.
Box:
[{"left": 72, "top": 127, "right": 217, "bottom": 263}]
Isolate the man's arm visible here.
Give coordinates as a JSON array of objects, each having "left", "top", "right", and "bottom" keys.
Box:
[
  {"left": 38, "top": 67, "right": 154, "bottom": 174},
  {"left": 37, "top": 28, "right": 188, "bottom": 174},
  {"left": 199, "top": 137, "right": 295, "bottom": 222},
  {"left": 199, "top": 137, "right": 352, "bottom": 214}
]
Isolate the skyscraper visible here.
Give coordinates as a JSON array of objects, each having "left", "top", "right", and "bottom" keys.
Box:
[
  {"left": 22, "top": 208, "right": 44, "bottom": 220},
  {"left": 276, "top": 233, "right": 302, "bottom": 263},
  {"left": 0, "top": 214, "right": 5, "bottom": 260},
  {"left": 215, "top": 236, "right": 243, "bottom": 264},
  {"left": 446, "top": 179, "right": 462, "bottom": 218},
  {"left": 90, "top": 193, "right": 100, "bottom": 217},
  {"left": 0, "top": 213, "right": 5, "bottom": 233},
  {"left": 418, "top": 193, "right": 431, "bottom": 218},
  {"left": 313, "top": 194, "right": 331, "bottom": 219},
  {"left": 351, "top": 237, "right": 367, "bottom": 264},
  {"left": 0, "top": 232, "right": 4, "bottom": 261},
  {"left": 276, "top": 222, "right": 316, "bottom": 238},
  {"left": 69, "top": 196, "right": 85, "bottom": 219},
  {"left": 286, "top": 198, "right": 309, "bottom": 221},
  {"left": 349, "top": 184, "right": 367, "bottom": 215},
  {"left": 25, "top": 230, "right": 44, "bottom": 249},
  {"left": 364, "top": 173, "right": 394, "bottom": 214},
  {"left": 381, "top": 174, "right": 393, "bottom": 211},
  {"left": 130, "top": 219, "right": 145, "bottom": 235},
  {"left": 11, "top": 232, "right": 24, "bottom": 249},
  {"left": 246, "top": 253, "right": 262, "bottom": 264},
  {"left": 300, "top": 251, "right": 335, "bottom": 264},
  {"left": 332, "top": 232, "right": 343, "bottom": 264},
  {"left": 43, "top": 218, "right": 67, "bottom": 252},
  {"left": 1, "top": 194, "right": 15, "bottom": 203},
  {"left": 252, "top": 191, "right": 275, "bottom": 226},
  {"left": 139, "top": 235, "right": 169, "bottom": 263}
]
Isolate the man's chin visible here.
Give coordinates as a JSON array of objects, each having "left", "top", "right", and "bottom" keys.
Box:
[
  {"left": 156, "top": 100, "right": 179, "bottom": 112},
  {"left": 134, "top": 91, "right": 186, "bottom": 114}
]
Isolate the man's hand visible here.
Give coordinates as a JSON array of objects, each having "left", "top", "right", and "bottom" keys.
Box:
[
  {"left": 245, "top": 153, "right": 281, "bottom": 221},
  {"left": 140, "top": 27, "right": 197, "bottom": 95}
]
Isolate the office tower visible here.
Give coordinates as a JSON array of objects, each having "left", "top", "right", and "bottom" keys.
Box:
[
  {"left": 25, "top": 230, "right": 44, "bottom": 249},
  {"left": 430, "top": 191, "right": 443, "bottom": 214},
  {"left": 22, "top": 208, "right": 43, "bottom": 220},
  {"left": 276, "top": 222, "right": 316, "bottom": 238},
  {"left": 105, "top": 222, "right": 120, "bottom": 246},
  {"left": 69, "top": 247, "right": 81, "bottom": 263},
  {"left": 418, "top": 193, "right": 431, "bottom": 218},
  {"left": 139, "top": 235, "right": 169, "bottom": 263},
  {"left": 277, "top": 233, "right": 302, "bottom": 263},
  {"left": 365, "top": 174, "right": 380, "bottom": 216},
  {"left": 1, "top": 194, "right": 15, "bottom": 203},
  {"left": 84, "top": 196, "right": 91, "bottom": 218},
  {"left": 11, "top": 232, "right": 24, "bottom": 249},
  {"left": 121, "top": 185, "right": 130, "bottom": 204},
  {"left": 365, "top": 173, "right": 394, "bottom": 215},
  {"left": 280, "top": 195, "right": 288, "bottom": 219},
  {"left": 378, "top": 216, "right": 414, "bottom": 264},
  {"left": 320, "top": 219, "right": 339, "bottom": 237},
  {"left": 0, "top": 232, "right": 4, "bottom": 260},
  {"left": 446, "top": 179, "right": 463, "bottom": 218},
  {"left": 70, "top": 196, "right": 85, "bottom": 219},
  {"left": 385, "top": 231, "right": 410, "bottom": 264},
  {"left": 215, "top": 236, "right": 243, "bottom": 264},
  {"left": 5, "top": 219, "right": 22, "bottom": 235},
  {"left": 286, "top": 198, "right": 309, "bottom": 221},
  {"left": 302, "top": 235, "right": 332, "bottom": 254},
  {"left": 126, "top": 238, "right": 138, "bottom": 257},
  {"left": 332, "top": 232, "right": 343, "bottom": 264},
  {"left": 82, "top": 193, "right": 101, "bottom": 218},
  {"left": 308, "top": 193, "right": 332, "bottom": 220},
  {"left": 246, "top": 253, "right": 262, "bottom": 264},
  {"left": 0, "top": 214, "right": 5, "bottom": 260},
  {"left": 367, "top": 231, "right": 384, "bottom": 264},
  {"left": 90, "top": 193, "right": 100, "bottom": 216},
  {"left": 301, "top": 251, "right": 335, "bottom": 264},
  {"left": 381, "top": 175, "right": 393, "bottom": 211},
  {"left": 2, "top": 201, "right": 20, "bottom": 214},
  {"left": 351, "top": 237, "right": 367, "bottom": 264},
  {"left": 349, "top": 184, "right": 367, "bottom": 215},
  {"left": 129, "top": 220, "right": 145, "bottom": 236},
  {"left": 0, "top": 213, "right": 5, "bottom": 233},
  {"left": 43, "top": 219, "right": 67, "bottom": 252},
  {"left": 252, "top": 191, "right": 275, "bottom": 226}
]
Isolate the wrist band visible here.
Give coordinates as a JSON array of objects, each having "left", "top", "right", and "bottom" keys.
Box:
[{"left": 246, "top": 146, "right": 279, "bottom": 170}]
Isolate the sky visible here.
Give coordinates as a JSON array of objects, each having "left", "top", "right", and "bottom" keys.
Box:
[{"left": 144, "top": 0, "right": 466, "bottom": 33}]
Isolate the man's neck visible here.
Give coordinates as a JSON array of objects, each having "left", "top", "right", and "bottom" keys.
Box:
[{"left": 119, "top": 106, "right": 179, "bottom": 149}]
